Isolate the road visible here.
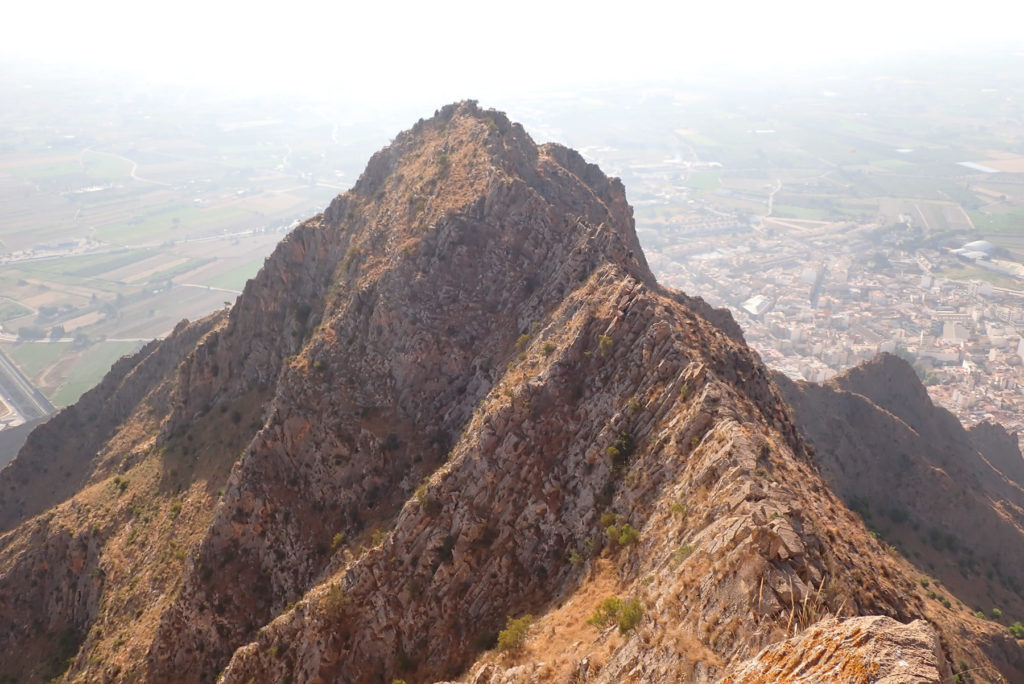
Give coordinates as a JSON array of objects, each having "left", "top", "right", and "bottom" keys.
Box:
[
  {"left": 767, "top": 179, "right": 782, "bottom": 216},
  {"left": 0, "top": 346, "right": 55, "bottom": 422},
  {"left": 81, "top": 147, "right": 171, "bottom": 187}
]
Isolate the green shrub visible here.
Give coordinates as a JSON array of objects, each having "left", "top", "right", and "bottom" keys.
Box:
[
  {"left": 606, "top": 432, "right": 635, "bottom": 469},
  {"left": 586, "top": 596, "right": 643, "bottom": 634},
  {"left": 992, "top": 607, "right": 1003, "bottom": 619},
  {"left": 617, "top": 599, "right": 643, "bottom": 634},
  {"left": 975, "top": 610, "right": 986, "bottom": 620},
  {"left": 541, "top": 342, "right": 556, "bottom": 357},
  {"left": 1008, "top": 621, "right": 1024, "bottom": 638},
  {"left": 598, "top": 334, "right": 613, "bottom": 357},
  {"left": 587, "top": 596, "right": 623, "bottom": 627},
  {"left": 605, "top": 523, "right": 639, "bottom": 547},
  {"left": 497, "top": 614, "right": 533, "bottom": 653},
  {"left": 322, "top": 583, "right": 348, "bottom": 620}
]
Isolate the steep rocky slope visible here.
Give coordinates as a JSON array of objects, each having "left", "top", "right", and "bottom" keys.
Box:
[
  {"left": 1, "top": 102, "right": 1021, "bottom": 683},
  {"left": 777, "top": 355, "right": 1024, "bottom": 664}
]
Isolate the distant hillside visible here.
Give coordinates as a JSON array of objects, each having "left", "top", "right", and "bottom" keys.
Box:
[
  {"left": 778, "top": 353, "right": 1024, "bottom": 655},
  {"left": 0, "top": 417, "right": 43, "bottom": 468}
]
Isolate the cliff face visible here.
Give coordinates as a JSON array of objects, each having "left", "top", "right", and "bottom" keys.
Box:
[{"left": 0, "top": 103, "right": 1020, "bottom": 683}]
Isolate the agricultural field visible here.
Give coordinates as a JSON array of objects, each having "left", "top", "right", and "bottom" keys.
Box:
[{"left": 0, "top": 67, "right": 412, "bottom": 409}]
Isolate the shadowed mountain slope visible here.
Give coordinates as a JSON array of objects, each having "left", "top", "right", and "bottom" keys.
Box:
[{"left": 777, "top": 354, "right": 1024, "bottom": 666}]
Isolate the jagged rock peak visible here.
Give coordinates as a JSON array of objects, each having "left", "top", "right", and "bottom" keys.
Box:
[
  {"left": 322, "top": 100, "right": 652, "bottom": 283},
  {"left": 825, "top": 352, "right": 936, "bottom": 432}
]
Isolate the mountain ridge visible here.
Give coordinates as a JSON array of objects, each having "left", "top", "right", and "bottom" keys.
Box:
[{"left": 0, "top": 101, "right": 1020, "bottom": 683}]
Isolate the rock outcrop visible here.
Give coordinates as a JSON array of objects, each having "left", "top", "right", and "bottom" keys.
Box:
[
  {"left": 719, "top": 616, "right": 952, "bottom": 683},
  {"left": 0, "top": 103, "right": 1021, "bottom": 683}
]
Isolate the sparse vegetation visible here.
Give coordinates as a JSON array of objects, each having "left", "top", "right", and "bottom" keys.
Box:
[
  {"left": 617, "top": 598, "right": 643, "bottom": 633},
  {"left": 605, "top": 522, "right": 639, "bottom": 547},
  {"left": 1008, "top": 621, "right": 1024, "bottom": 639},
  {"left": 598, "top": 334, "right": 613, "bottom": 357},
  {"left": 322, "top": 582, "right": 348, "bottom": 620},
  {"left": 586, "top": 596, "right": 623, "bottom": 627},
  {"left": 497, "top": 614, "right": 532, "bottom": 653},
  {"left": 671, "top": 544, "right": 696, "bottom": 567},
  {"left": 605, "top": 431, "right": 635, "bottom": 470},
  {"left": 587, "top": 595, "right": 643, "bottom": 634}
]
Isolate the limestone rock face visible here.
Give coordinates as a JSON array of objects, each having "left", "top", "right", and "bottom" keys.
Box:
[
  {"left": 0, "top": 103, "right": 1021, "bottom": 683},
  {"left": 718, "top": 616, "right": 952, "bottom": 683}
]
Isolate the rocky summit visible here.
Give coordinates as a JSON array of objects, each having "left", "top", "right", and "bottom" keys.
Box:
[{"left": 1, "top": 101, "right": 1022, "bottom": 683}]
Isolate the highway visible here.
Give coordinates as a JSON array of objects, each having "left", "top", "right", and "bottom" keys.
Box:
[{"left": 0, "top": 346, "right": 55, "bottom": 423}]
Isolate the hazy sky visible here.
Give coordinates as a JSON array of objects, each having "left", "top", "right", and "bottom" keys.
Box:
[{"left": 3, "top": 0, "right": 1022, "bottom": 102}]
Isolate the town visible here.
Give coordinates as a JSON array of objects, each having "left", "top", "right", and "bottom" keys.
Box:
[{"left": 646, "top": 214, "right": 1024, "bottom": 440}]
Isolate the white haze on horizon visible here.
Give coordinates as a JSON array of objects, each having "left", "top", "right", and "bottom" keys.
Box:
[{"left": 2, "top": 0, "right": 1022, "bottom": 105}]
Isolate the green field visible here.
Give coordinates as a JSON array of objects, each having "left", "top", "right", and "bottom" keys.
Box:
[
  {"left": 8, "top": 159, "right": 83, "bottom": 180},
  {"left": 939, "top": 265, "right": 1020, "bottom": 289},
  {"left": 969, "top": 210, "right": 1024, "bottom": 234},
  {"left": 95, "top": 205, "right": 258, "bottom": 245},
  {"left": 0, "top": 299, "right": 33, "bottom": 322},
  {"left": 2, "top": 341, "right": 69, "bottom": 380},
  {"left": 51, "top": 341, "right": 143, "bottom": 407},
  {"left": 27, "top": 249, "right": 155, "bottom": 278},
  {"left": 204, "top": 258, "right": 265, "bottom": 291},
  {"left": 81, "top": 151, "right": 135, "bottom": 181},
  {"left": 8, "top": 265, "right": 132, "bottom": 295},
  {"left": 687, "top": 171, "right": 721, "bottom": 191},
  {"left": 145, "top": 257, "right": 216, "bottom": 285},
  {"left": 773, "top": 204, "right": 832, "bottom": 220}
]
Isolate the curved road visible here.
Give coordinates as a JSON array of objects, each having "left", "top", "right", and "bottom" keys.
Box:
[{"left": 80, "top": 147, "right": 171, "bottom": 187}]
